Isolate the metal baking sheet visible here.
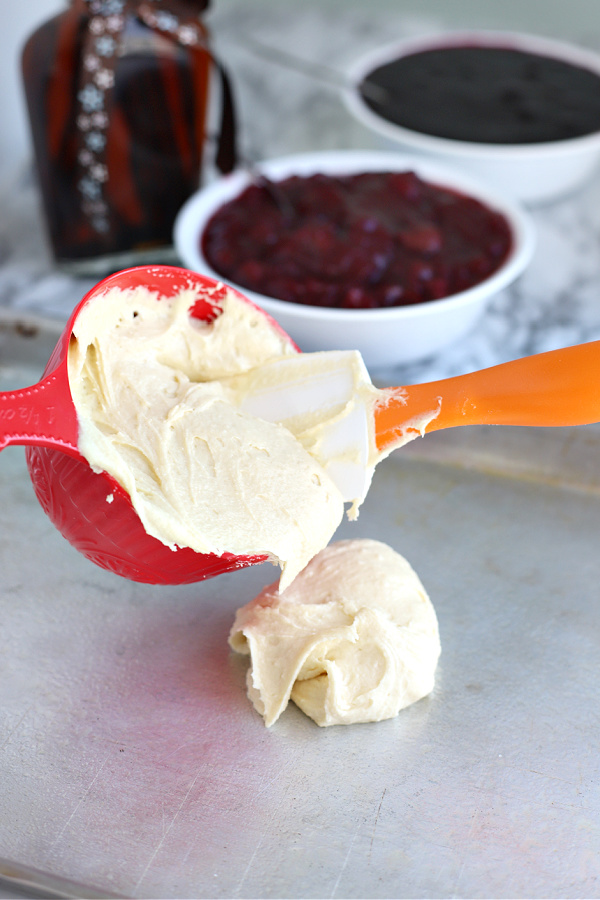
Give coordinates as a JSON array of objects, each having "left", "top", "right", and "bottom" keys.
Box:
[{"left": 1, "top": 319, "right": 599, "bottom": 899}]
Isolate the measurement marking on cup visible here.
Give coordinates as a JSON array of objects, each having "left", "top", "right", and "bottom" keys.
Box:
[{"left": 0, "top": 406, "right": 55, "bottom": 427}]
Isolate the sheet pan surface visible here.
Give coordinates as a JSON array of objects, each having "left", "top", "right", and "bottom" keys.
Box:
[{"left": 1, "top": 321, "right": 599, "bottom": 899}]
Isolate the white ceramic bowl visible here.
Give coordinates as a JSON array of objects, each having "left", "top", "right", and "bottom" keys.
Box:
[
  {"left": 174, "top": 150, "right": 535, "bottom": 369},
  {"left": 344, "top": 31, "right": 600, "bottom": 204}
]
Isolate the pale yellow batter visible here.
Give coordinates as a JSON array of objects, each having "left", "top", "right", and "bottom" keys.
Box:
[
  {"left": 68, "top": 283, "right": 347, "bottom": 589},
  {"left": 230, "top": 539, "right": 441, "bottom": 727}
]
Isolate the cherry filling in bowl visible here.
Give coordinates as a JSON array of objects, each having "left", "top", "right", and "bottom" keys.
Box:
[{"left": 200, "top": 171, "right": 512, "bottom": 310}]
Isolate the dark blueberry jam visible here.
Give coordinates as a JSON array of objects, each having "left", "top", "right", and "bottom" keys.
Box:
[
  {"left": 360, "top": 45, "right": 600, "bottom": 145},
  {"left": 201, "top": 171, "right": 512, "bottom": 310}
]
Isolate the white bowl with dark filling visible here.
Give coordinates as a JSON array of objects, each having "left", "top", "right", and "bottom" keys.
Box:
[{"left": 344, "top": 31, "right": 600, "bottom": 204}]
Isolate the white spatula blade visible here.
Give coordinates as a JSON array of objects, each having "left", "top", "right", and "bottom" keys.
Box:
[{"left": 232, "top": 350, "right": 374, "bottom": 504}]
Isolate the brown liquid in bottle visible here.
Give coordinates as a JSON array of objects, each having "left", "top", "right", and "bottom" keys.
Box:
[{"left": 22, "top": 0, "right": 223, "bottom": 274}]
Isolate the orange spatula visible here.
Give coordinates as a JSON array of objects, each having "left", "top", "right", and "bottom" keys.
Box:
[{"left": 237, "top": 342, "right": 600, "bottom": 504}]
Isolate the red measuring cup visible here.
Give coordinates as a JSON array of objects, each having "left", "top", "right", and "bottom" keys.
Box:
[{"left": 2, "top": 265, "right": 295, "bottom": 584}]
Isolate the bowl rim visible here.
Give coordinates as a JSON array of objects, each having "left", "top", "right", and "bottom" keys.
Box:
[
  {"left": 174, "top": 148, "right": 536, "bottom": 323},
  {"left": 344, "top": 29, "right": 600, "bottom": 158}
]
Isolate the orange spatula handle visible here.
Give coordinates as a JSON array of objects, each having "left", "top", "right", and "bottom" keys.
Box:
[{"left": 375, "top": 340, "right": 600, "bottom": 453}]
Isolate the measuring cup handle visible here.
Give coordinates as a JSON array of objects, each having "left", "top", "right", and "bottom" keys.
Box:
[{"left": 0, "top": 370, "right": 80, "bottom": 455}]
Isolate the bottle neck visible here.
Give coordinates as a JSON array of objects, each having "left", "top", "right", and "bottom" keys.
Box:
[{"left": 71, "top": 0, "right": 211, "bottom": 12}]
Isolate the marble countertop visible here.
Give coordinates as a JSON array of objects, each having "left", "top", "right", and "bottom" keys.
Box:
[{"left": 2, "top": 0, "right": 600, "bottom": 386}]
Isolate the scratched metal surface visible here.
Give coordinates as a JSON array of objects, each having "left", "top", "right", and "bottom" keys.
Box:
[{"left": 1, "top": 319, "right": 600, "bottom": 900}]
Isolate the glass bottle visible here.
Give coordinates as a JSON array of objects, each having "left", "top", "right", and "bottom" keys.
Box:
[{"left": 21, "top": 0, "right": 235, "bottom": 275}]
